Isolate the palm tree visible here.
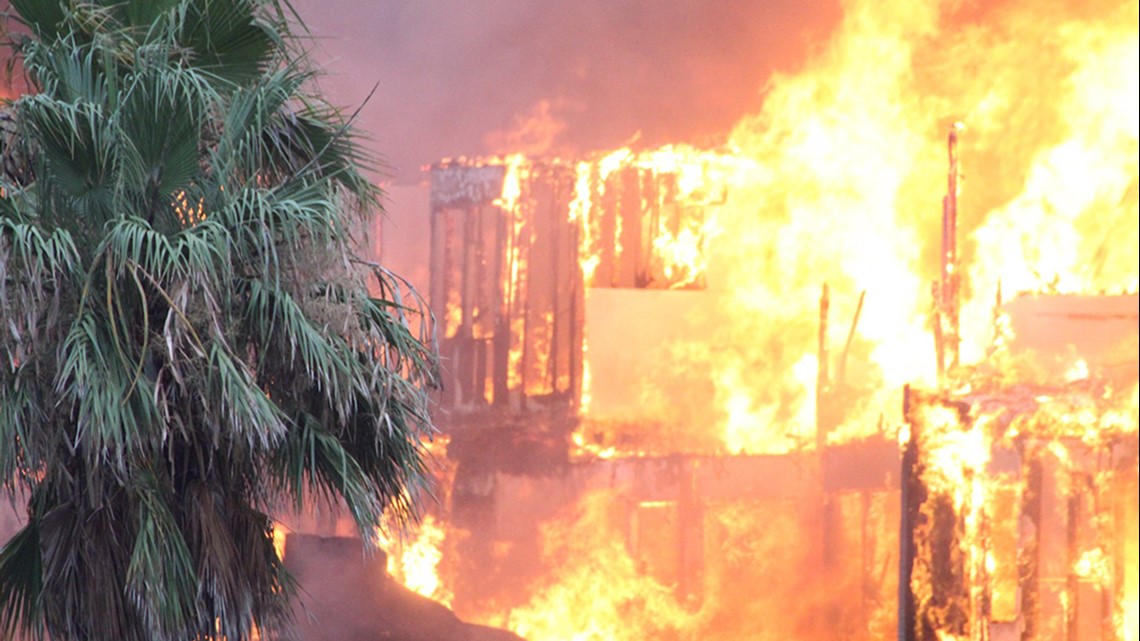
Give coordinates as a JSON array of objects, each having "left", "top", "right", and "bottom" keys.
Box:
[{"left": 0, "top": 1, "right": 439, "bottom": 639}]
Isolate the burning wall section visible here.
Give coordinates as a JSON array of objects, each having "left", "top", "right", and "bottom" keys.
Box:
[
  {"left": 427, "top": 149, "right": 737, "bottom": 422},
  {"left": 901, "top": 295, "right": 1139, "bottom": 641},
  {"left": 426, "top": 152, "right": 901, "bottom": 640},
  {"left": 429, "top": 158, "right": 581, "bottom": 412}
]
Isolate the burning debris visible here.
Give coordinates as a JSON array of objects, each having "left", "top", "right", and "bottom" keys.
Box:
[
  {"left": 902, "top": 380, "right": 1138, "bottom": 641},
  {"left": 901, "top": 290, "right": 1138, "bottom": 641},
  {"left": 427, "top": 147, "right": 744, "bottom": 414}
]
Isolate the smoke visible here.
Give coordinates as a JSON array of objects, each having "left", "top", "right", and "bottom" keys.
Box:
[
  {"left": 483, "top": 99, "right": 567, "bottom": 157},
  {"left": 290, "top": 0, "right": 842, "bottom": 182}
]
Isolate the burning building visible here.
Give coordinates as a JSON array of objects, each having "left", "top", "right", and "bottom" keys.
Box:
[
  {"left": 423, "top": 148, "right": 907, "bottom": 640},
  {"left": 0, "top": 0, "right": 1133, "bottom": 639},
  {"left": 392, "top": 9, "right": 1138, "bottom": 632},
  {"left": 417, "top": 138, "right": 1137, "bottom": 639},
  {"left": 282, "top": 0, "right": 1138, "bottom": 639}
]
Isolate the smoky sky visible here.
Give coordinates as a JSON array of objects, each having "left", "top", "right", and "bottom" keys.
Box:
[{"left": 291, "top": 0, "right": 841, "bottom": 183}]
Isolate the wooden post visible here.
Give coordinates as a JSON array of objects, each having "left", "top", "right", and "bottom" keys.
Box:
[
  {"left": 838, "top": 290, "right": 866, "bottom": 388},
  {"left": 548, "top": 170, "right": 562, "bottom": 395},
  {"left": 492, "top": 201, "right": 510, "bottom": 406},
  {"left": 569, "top": 219, "right": 581, "bottom": 407},
  {"left": 1065, "top": 490, "right": 1080, "bottom": 641},
  {"left": 458, "top": 207, "right": 476, "bottom": 404},
  {"left": 518, "top": 193, "right": 533, "bottom": 409},
  {"left": 473, "top": 206, "right": 489, "bottom": 405},
  {"left": 1021, "top": 453, "right": 1042, "bottom": 641},
  {"left": 899, "top": 385, "right": 921, "bottom": 641},
  {"left": 935, "top": 124, "right": 962, "bottom": 385},
  {"left": 817, "top": 283, "right": 831, "bottom": 452},
  {"left": 597, "top": 170, "right": 618, "bottom": 287}
]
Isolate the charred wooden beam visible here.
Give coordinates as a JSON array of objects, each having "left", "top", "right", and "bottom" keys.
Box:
[
  {"left": 817, "top": 283, "right": 831, "bottom": 453},
  {"left": 493, "top": 201, "right": 510, "bottom": 406},
  {"left": 941, "top": 125, "right": 961, "bottom": 375},
  {"left": 900, "top": 385, "right": 922, "bottom": 641},
  {"left": 838, "top": 290, "right": 866, "bottom": 388},
  {"left": 1020, "top": 453, "right": 1042, "bottom": 641},
  {"left": 900, "top": 387, "right": 973, "bottom": 641}
]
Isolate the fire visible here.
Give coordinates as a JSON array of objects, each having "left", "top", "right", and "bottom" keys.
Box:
[
  {"left": 1073, "top": 547, "right": 1111, "bottom": 584},
  {"left": 172, "top": 189, "right": 205, "bottom": 225},
  {"left": 271, "top": 524, "right": 287, "bottom": 561},
  {"left": 560, "top": 0, "right": 1137, "bottom": 461},
  {"left": 378, "top": 514, "right": 453, "bottom": 607},
  {"left": 903, "top": 372, "right": 1138, "bottom": 640},
  {"left": 1065, "top": 358, "right": 1090, "bottom": 383},
  {"left": 472, "top": 487, "right": 897, "bottom": 640},
  {"left": 916, "top": 404, "right": 990, "bottom": 507},
  {"left": 371, "top": 436, "right": 456, "bottom": 607},
  {"left": 429, "top": 0, "right": 1138, "bottom": 637},
  {"left": 1123, "top": 499, "right": 1139, "bottom": 641},
  {"left": 484, "top": 100, "right": 567, "bottom": 157},
  {"left": 569, "top": 430, "right": 615, "bottom": 460},
  {"left": 497, "top": 492, "right": 697, "bottom": 641},
  {"left": 570, "top": 145, "right": 748, "bottom": 291},
  {"left": 497, "top": 155, "right": 529, "bottom": 392}
]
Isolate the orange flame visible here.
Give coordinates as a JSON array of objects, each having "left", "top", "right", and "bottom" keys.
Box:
[
  {"left": 561, "top": 0, "right": 1138, "bottom": 459},
  {"left": 446, "top": 0, "right": 1139, "bottom": 637},
  {"left": 378, "top": 514, "right": 453, "bottom": 607}
]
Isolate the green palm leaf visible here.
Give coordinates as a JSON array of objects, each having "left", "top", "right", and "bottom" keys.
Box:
[{"left": 0, "top": 2, "right": 439, "bottom": 640}]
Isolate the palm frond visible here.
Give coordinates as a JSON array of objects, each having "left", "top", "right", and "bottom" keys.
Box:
[
  {"left": 37, "top": 492, "right": 140, "bottom": 641},
  {"left": 18, "top": 38, "right": 110, "bottom": 107},
  {"left": 173, "top": 0, "right": 278, "bottom": 86},
  {"left": 116, "top": 67, "right": 206, "bottom": 213},
  {"left": 268, "top": 98, "right": 383, "bottom": 207},
  {"left": 213, "top": 64, "right": 310, "bottom": 170},
  {"left": 56, "top": 308, "right": 153, "bottom": 470},
  {"left": 6, "top": 0, "right": 68, "bottom": 43},
  {"left": 244, "top": 278, "right": 361, "bottom": 412},
  {"left": 204, "top": 342, "right": 289, "bottom": 450},
  {"left": 17, "top": 93, "right": 119, "bottom": 225},
  {"left": 121, "top": 0, "right": 184, "bottom": 34},
  {"left": 126, "top": 468, "right": 199, "bottom": 638},
  {"left": 267, "top": 413, "right": 385, "bottom": 539},
  {"left": 182, "top": 484, "right": 294, "bottom": 638},
  {"left": 0, "top": 519, "right": 44, "bottom": 641},
  {"left": 0, "top": 1, "right": 440, "bottom": 639}
]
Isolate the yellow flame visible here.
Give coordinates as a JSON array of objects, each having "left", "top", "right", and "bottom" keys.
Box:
[
  {"left": 271, "top": 524, "right": 287, "bottom": 561},
  {"left": 450, "top": 0, "right": 1140, "bottom": 632},
  {"left": 378, "top": 515, "right": 453, "bottom": 607},
  {"left": 1073, "top": 547, "right": 1111, "bottom": 585}
]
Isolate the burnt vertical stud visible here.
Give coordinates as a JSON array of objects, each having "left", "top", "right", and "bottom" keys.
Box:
[{"left": 900, "top": 385, "right": 921, "bottom": 641}]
